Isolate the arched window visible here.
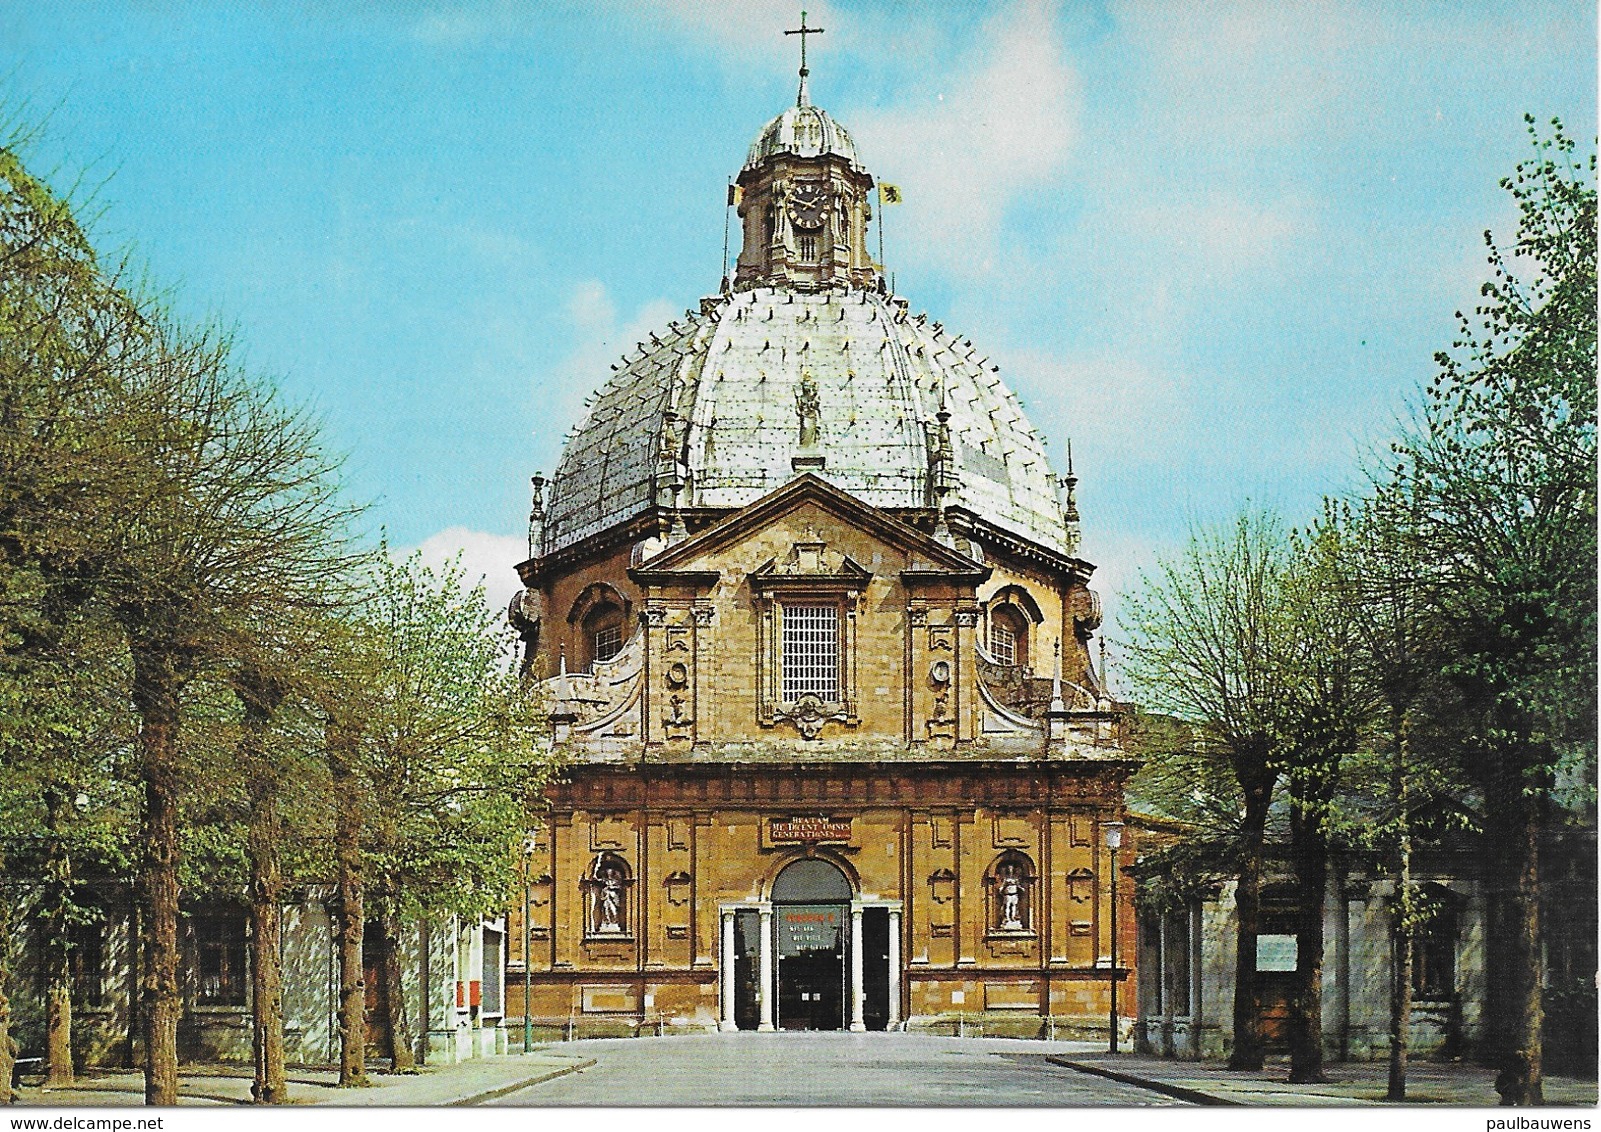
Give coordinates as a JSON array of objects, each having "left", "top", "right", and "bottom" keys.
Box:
[
  {"left": 584, "top": 853, "right": 632, "bottom": 937},
  {"left": 988, "top": 604, "right": 1029, "bottom": 668},
  {"left": 986, "top": 851, "right": 1036, "bottom": 935},
  {"left": 566, "top": 582, "right": 633, "bottom": 672},
  {"left": 771, "top": 856, "right": 853, "bottom": 903},
  {"left": 582, "top": 603, "right": 625, "bottom": 670}
]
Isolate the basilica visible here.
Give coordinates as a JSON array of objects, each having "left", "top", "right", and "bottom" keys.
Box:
[{"left": 506, "top": 60, "right": 1137, "bottom": 1041}]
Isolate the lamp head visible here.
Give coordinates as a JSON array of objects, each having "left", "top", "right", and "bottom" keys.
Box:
[{"left": 1103, "top": 821, "right": 1124, "bottom": 851}]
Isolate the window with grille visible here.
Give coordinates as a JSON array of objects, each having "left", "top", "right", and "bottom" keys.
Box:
[
  {"left": 593, "top": 622, "right": 623, "bottom": 663},
  {"left": 989, "top": 620, "right": 1016, "bottom": 665},
  {"left": 782, "top": 603, "right": 839, "bottom": 701},
  {"left": 798, "top": 234, "right": 818, "bottom": 262},
  {"left": 193, "top": 914, "right": 247, "bottom": 1006},
  {"left": 481, "top": 929, "right": 504, "bottom": 1015}
]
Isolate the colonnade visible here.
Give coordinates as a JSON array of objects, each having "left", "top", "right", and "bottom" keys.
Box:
[{"left": 718, "top": 903, "right": 902, "bottom": 1032}]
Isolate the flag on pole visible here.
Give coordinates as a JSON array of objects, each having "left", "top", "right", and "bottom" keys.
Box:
[
  {"left": 878, "top": 182, "right": 903, "bottom": 205},
  {"left": 728, "top": 183, "right": 743, "bottom": 207}
]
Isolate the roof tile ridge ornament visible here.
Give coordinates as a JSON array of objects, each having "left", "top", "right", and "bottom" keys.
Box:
[
  {"left": 1044, "top": 637, "right": 1071, "bottom": 752},
  {"left": 930, "top": 379, "right": 958, "bottom": 548},
  {"left": 1062, "top": 439, "right": 1082, "bottom": 556}
]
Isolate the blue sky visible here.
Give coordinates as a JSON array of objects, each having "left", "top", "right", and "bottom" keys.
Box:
[{"left": 6, "top": 1, "right": 1594, "bottom": 642}]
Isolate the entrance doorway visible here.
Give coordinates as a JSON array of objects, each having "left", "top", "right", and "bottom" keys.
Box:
[
  {"left": 726, "top": 857, "right": 897, "bottom": 1032},
  {"left": 772, "top": 858, "right": 851, "bottom": 1031},
  {"left": 777, "top": 904, "right": 844, "bottom": 1029}
]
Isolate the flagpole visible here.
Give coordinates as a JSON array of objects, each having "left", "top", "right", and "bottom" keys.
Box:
[{"left": 877, "top": 184, "right": 885, "bottom": 288}]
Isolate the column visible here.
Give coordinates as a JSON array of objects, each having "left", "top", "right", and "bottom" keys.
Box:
[
  {"left": 719, "top": 911, "right": 737, "bottom": 1032},
  {"left": 849, "top": 907, "right": 866, "bottom": 1032},
  {"left": 758, "top": 907, "right": 775, "bottom": 1032},
  {"left": 887, "top": 910, "right": 902, "bottom": 1030}
]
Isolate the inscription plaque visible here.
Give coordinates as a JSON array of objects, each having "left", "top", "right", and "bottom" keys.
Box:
[{"left": 770, "top": 816, "right": 852, "bottom": 843}]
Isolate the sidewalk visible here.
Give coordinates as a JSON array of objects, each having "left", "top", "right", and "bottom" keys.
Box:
[
  {"left": 11, "top": 1052, "right": 594, "bottom": 1108},
  {"left": 1048, "top": 1053, "right": 1599, "bottom": 1108}
]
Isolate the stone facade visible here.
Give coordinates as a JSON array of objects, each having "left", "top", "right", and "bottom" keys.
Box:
[{"left": 510, "top": 77, "right": 1139, "bottom": 1042}]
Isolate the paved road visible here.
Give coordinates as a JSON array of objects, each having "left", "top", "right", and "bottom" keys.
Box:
[{"left": 487, "top": 1032, "right": 1189, "bottom": 1106}]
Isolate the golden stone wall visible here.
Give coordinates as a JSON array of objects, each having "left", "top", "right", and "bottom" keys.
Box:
[{"left": 513, "top": 477, "right": 1134, "bottom": 1038}]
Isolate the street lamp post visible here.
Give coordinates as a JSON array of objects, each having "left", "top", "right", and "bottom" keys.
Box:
[{"left": 1105, "top": 820, "right": 1125, "bottom": 1054}]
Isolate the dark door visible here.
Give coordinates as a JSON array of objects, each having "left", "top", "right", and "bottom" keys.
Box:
[
  {"left": 734, "top": 911, "right": 761, "bottom": 1031},
  {"left": 362, "top": 920, "right": 392, "bottom": 1050},
  {"left": 776, "top": 904, "right": 845, "bottom": 1030},
  {"left": 778, "top": 950, "right": 844, "bottom": 1030},
  {"left": 861, "top": 907, "right": 891, "bottom": 1030}
]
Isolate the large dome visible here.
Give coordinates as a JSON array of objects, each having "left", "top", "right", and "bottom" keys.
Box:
[{"left": 541, "top": 287, "right": 1071, "bottom": 555}]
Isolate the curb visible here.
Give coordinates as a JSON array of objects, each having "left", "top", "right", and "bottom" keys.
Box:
[
  {"left": 1046, "top": 1057, "right": 1241, "bottom": 1107},
  {"left": 445, "top": 1058, "right": 597, "bottom": 1106}
]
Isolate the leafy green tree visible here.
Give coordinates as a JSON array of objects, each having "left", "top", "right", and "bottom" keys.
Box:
[
  {"left": 1121, "top": 510, "right": 1298, "bottom": 1070},
  {"left": 0, "top": 136, "right": 151, "bottom": 1100},
  {"left": 1389, "top": 117, "right": 1595, "bottom": 1106},
  {"left": 321, "top": 552, "right": 554, "bottom": 1078},
  {"left": 106, "top": 325, "right": 358, "bottom": 1105},
  {"left": 1278, "top": 505, "right": 1379, "bottom": 1083}
]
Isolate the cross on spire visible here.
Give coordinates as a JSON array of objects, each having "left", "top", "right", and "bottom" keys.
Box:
[{"left": 784, "top": 10, "right": 825, "bottom": 105}]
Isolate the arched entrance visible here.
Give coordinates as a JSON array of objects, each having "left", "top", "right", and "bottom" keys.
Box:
[
  {"left": 720, "top": 857, "right": 901, "bottom": 1034},
  {"left": 771, "top": 858, "right": 851, "bottom": 1030}
]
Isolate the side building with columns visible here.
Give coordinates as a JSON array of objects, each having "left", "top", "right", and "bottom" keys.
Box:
[{"left": 508, "top": 69, "right": 1139, "bottom": 1041}]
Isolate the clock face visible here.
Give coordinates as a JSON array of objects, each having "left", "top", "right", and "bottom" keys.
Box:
[{"left": 788, "top": 181, "right": 827, "bottom": 230}]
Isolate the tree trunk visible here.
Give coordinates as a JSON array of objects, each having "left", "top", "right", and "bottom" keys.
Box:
[
  {"left": 131, "top": 643, "right": 186, "bottom": 1107},
  {"left": 377, "top": 900, "right": 416, "bottom": 1072},
  {"left": 239, "top": 674, "right": 288, "bottom": 1104},
  {"left": 247, "top": 829, "right": 287, "bottom": 1103},
  {"left": 1228, "top": 764, "right": 1273, "bottom": 1071},
  {"left": 1387, "top": 884, "right": 1414, "bottom": 1100},
  {"left": 1287, "top": 793, "right": 1329, "bottom": 1084},
  {"left": 0, "top": 881, "right": 18, "bottom": 1104},
  {"left": 329, "top": 721, "right": 369, "bottom": 1088},
  {"left": 43, "top": 789, "right": 75, "bottom": 1088},
  {"left": 1387, "top": 713, "right": 1412, "bottom": 1102},
  {"left": 1490, "top": 758, "right": 1544, "bottom": 1107}
]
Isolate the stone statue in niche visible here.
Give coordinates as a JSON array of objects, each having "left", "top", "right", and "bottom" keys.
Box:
[
  {"left": 997, "top": 864, "right": 1028, "bottom": 931},
  {"left": 596, "top": 863, "right": 625, "bottom": 933},
  {"left": 796, "top": 372, "right": 821, "bottom": 448}
]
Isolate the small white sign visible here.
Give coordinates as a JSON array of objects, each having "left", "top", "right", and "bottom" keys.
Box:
[
  {"left": 1256, "top": 933, "right": 1298, "bottom": 972},
  {"left": 951, "top": 990, "right": 966, "bottom": 1005}
]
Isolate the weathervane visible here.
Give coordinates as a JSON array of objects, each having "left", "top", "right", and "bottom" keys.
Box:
[{"left": 785, "top": 9, "right": 825, "bottom": 106}]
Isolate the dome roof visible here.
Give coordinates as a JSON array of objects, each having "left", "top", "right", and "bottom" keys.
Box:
[
  {"left": 541, "top": 288, "right": 1070, "bottom": 556},
  {"left": 745, "top": 102, "right": 861, "bottom": 171}
]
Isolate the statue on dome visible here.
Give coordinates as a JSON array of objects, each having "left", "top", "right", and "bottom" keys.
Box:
[
  {"left": 796, "top": 372, "right": 821, "bottom": 448},
  {"left": 771, "top": 181, "right": 794, "bottom": 250}
]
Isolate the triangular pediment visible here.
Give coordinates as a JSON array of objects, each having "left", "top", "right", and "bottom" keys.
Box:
[{"left": 629, "top": 473, "right": 987, "bottom": 582}]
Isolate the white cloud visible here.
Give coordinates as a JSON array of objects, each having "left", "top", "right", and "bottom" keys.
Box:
[
  {"left": 849, "top": 1, "right": 1082, "bottom": 275},
  {"left": 403, "top": 526, "right": 528, "bottom": 620}
]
